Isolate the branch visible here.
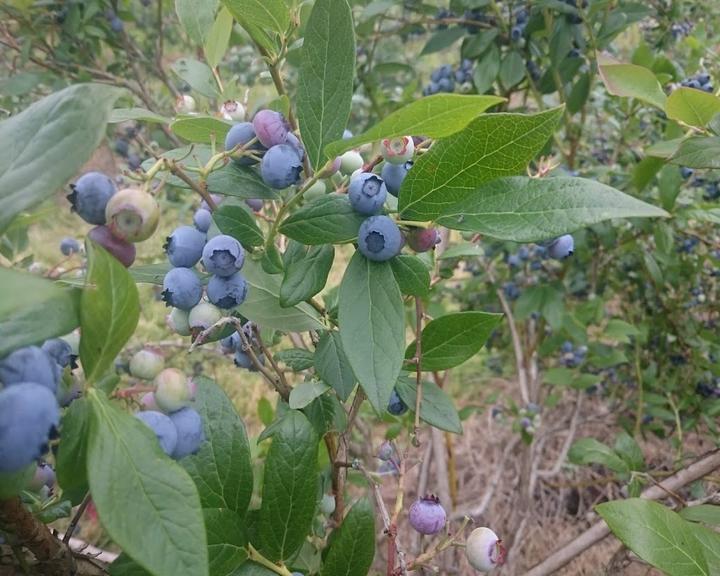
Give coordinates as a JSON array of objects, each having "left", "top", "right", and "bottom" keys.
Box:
[
  {"left": 412, "top": 297, "right": 423, "bottom": 443},
  {"left": 522, "top": 450, "right": 720, "bottom": 576},
  {"left": 537, "top": 392, "right": 582, "bottom": 478}
]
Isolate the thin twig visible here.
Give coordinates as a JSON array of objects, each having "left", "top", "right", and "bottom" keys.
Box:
[
  {"left": 62, "top": 494, "right": 91, "bottom": 545},
  {"left": 413, "top": 297, "right": 424, "bottom": 442}
]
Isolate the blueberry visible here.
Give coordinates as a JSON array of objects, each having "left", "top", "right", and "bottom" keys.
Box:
[
  {"left": 342, "top": 129, "right": 353, "bottom": 140},
  {"left": 502, "top": 282, "right": 520, "bottom": 300},
  {"left": 161, "top": 268, "right": 203, "bottom": 310},
  {"left": 140, "top": 392, "right": 159, "bottom": 411},
  {"left": 381, "top": 161, "right": 412, "bottom": 197},
  {"left": 358, "top": 216, "right": 403, "bottom": 262},
  {"left": 0, "top": 383, "right": 59, "bottom": 473},
  {"left": 114, "top": 139, "right": 129, "bottom": 157},
  {"left": 67, "top": 172, "right": 116, "bottom": 225},
  {"left": 245, "top": 199, "right": 263, "bottom": 212},
  {"left": 0, "top": 346, "right": 60, "bottom": 393},
  {"left": 164, "top": 225, "right": 206, "bottom": 268},
  {"left": 224, "top": 122, "right": 264, "bottom": 166},
  {"left": 687, "top": 79, "right": 701, "bottom": 89},
  {"left": 511, "top": 25, "right": 524, "bottom": 41},
  {"left": 286, "top": 132, "right": 305, "bottom": 162},
  {"left": 60, "top": 237, "right": 80, "bottom": 256},
  {"left": 319, "top": 494, "right": 336, "bottom": 516},
  {"left": 466, "top": 527, "right": 506, "bottom": 572},
  {"left": 380, "top": 136, "right": 414, "bottom": 165},
  {"left": 176, "top": 94, "right": 197, "bottom": 114},
  {"left": 200, "top": 194, "right": 223, "bottom": 211},
  {"left": 220, "top": 332, "right": 240, "bottom": 353},
  {"left": 207, "top": 272, "right": 248, "bottom": 309},
  {"left": 168, "top": 407, "right": 205, "bottom": 459},
  {"left": 702, "top": 83, "right": 714, "bottom": 93},
  {"left": 339, "top": 150, "right": 364, "bottom": 176},
  {"left": 348, "top": 173, "right": 388, "bottom": 215},
  {"left": 406, "top": 228, "right": 440, "bottom": 253},
  {"left": 261, "top": 144, "right": 303, "bottom": 189},
  {"left": 105, "top": 187, "right": 160, "bottom": 243},
  {"left": 437, "top": 77, "right": 455, "bottom": 93},
  {"left": 166, "top": 307, "right": 192, "bottom": 336},
  {"left": 561, "top": 341, "right": 574, "bottom": 354},
  {"left": 88, "top": 225, "right": 136, "bottom": 267},
  {"left": 387, "top": 388, "right": 407, "bottom": 415},
  {"left": 697, "top": 73, "right": 711, "bottom": 85},
  {"left": 409, "top": 495, "right": 446, "bottom": 535},
  {"left": 252, "top": 109, "right": 290, "bottom": 148},
  {"left": 193, "top": 208, "right": 213, "bottom": 233},
  {"left": 135, "top": 411, "right": 178, "bottom": 456},
  {"left": 127, "top": 153, "right": 142, "bottom": 171},
  {"left": 507, "top": 254, "right": 522, "bottom": 268},
  {"left": 233, "top": 349, "right": 263, "bottom": 370},
  {"left": 377, "top": 441, "right": 396, "bottom": 463},
  {"left": 109, "top": 16, "right": 123, "bottom": 32},
  {"left": 547, "top": 234, "right": 574, "bottom": 259},
  {"left": 188, "top": 301, "right": 223, "bottom": 331},
  {"left": 41, "top": 339, "right": 74, "bottom": 369},
  {"left": 203, "top": 236, "right": 244, "bottom": 278},
  {"left": 154, "top": 368, "right": 194, "bottom": 413},
  {"left": 219, "top": 100, "right": 246, "bottom": 122},
  {"left": 27, "top": 461, "right": 56, "bottom": 492},
  {"left": 129, "top": 349, "right": 165, "bottom": 380}
]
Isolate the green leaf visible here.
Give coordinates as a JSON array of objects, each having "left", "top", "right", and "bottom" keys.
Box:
[
  {"left": 259, "top": 410, "right": 319, "bottom": 561},
  {"left": 568, "top": 438, "right": 629, "bottom": 473},
  {"left": 280, "top": 245, "right": 334, "bottom": 307},
  {"left": 437, "top": 243, "right": 483, "bottom": 260},
  {"left": 109, "top": 108, "right": 169, "bottom": 124},
  {"left": 275, "top": 348, "right": 315, "bottom": 372},
  {"left": 232, "top": 563, "right": 276, "bottom": 576},
  {"left": 597, "top": 499, "right": 709, "bottom": 576},
  {"left": 129, "top": 263, "right": 172, "bottom": 285},
  {"left": 55, "top": 398, "right": 91, "bottom": 505},
  {"left": 87, "top": 390, "right": 208, "bottom": 576},
  {"left": 406, "top": 312, "right": 503, "bottom": 371},
  {"left": 499, "top": 51, "right": 525, "bottom": 89},
  {"left": 647, "top": 138, "right": 685, "bottom": 159},
  {"left": 325, "top": 94, "right": 503, "bottom": 159},
  {"left": 0, "top": 272, "right": 80, "bottom": 357},
  {"left": 110, "top": 555, "right": 152, "bottom": 576},
  {"left": 398, "top": 108, "right": 564, "bottom": 220},
  {"left": 180, "top": 378, "right": 253, "bottom": 515},
  {"left": 419, "top": 27, "right": 465, "bottom": 56},
  {"left": 238, "top": 258, "right": 325, "bottom": 332},
  {"left": 0, "top": 83, "right": 123, "bottom": 233},
  {"left": 213, "top": 203, "right": 265, "bottom": 248},
  {"left": 304, "top": 393, "right": 347, "bottom": 437},
  {"left": 472, "top": 44, "right": 500, "bottom": 94},
  {"left": 204, "top": 508, "right": 248, "bottom": 575},
  {"left": 171, "top": 58, "right": 219, "bottom": 98},
  {"left": 669, "top": 137, "right": 720, "bottom": 169},
  {"left": 395, "top": 375, "right": 462, "bottom": 434},
  {"left": 339, "top": 252, "right": 405, "bottom": 413},
  {"left": 207, "top": 162, "right": 280, "bottom": 200},
  {"left": 319, "top": 498, "right": 375, "bottom": 576},
  {"left": 80, "top": 242, "right": 139, "bottom": 384},
  {"left": 613, "top": 431, "right": 644, "bottom": 471},
  {"left": 681, "top": 505, "right": 720, "bottom": 527},
  {"left": 221, "top": 0, "right": 289, "bottom": 56},
  {"left": 176, "top": 0, "right": 218, "bottom": 46},
  {"left": 279, "top": 195, "right": 366, "bottom": 245},
  {"left": 171, "top": 116, "right": 232, "bottom": 144},
  {"left": 436, "top": 177, "right": 668, "bottom": 242},
  {"left": 289, "top": 380, "right": 331, "bottom": 409},
  {"left": 665, "top": 88, "right": 720, "bottom": 128},
  {"left": 389, "top": 255, "right": 431, "bottom": 297},
  {"left": 597, "top": 57, "right": 667, "bottom": 109},
  {"left": 567, "top": 72, "right": 591, "bottom": 115},
  {"left": 296, "top": 0, "right": 355, "bottom": 169},
  {"left": 314, "top": 331, "right": 356, "bottom": 401},
  {"left": 204, "top": 7, "right": 234, "bottom": 68},
  {"left": 689, "top": 524, "right": 720, "bottom": 575}
]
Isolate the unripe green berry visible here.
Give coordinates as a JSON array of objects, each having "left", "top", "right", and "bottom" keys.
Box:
[
  {"left": 129, "top": 349, "right": 165, "bottom": 380},
  {"left": 339, "top": 150, "right": 364, "bottom": 176},
  {"left": 167, "top": 308, "right": 191, "bottom": 336},
  {"left": 154, "top": 368, "right": 192, "bottom": 413},
  {"left": 188, "top": 301, "right": 223, "bottom": 332},
  {"left": 105, "top": 187, "right": 160, "bottom": 242}
]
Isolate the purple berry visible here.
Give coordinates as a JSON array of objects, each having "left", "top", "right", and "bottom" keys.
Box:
[
  {"left": 27, "top": 461, "right": 56, "bottom": 492},
  {"left": 245, "top": 199, "right": 263, "bottom": 212},
  {"left": 405, "top": 228, "right": 440, "bottom": 253},
  {"left": 547, "top": 234, "right": 574, "bottom": 259},
  {"left": 88, "top": 225, "right": 136, "bottom": 267},
  {"left": 409, "top": 495, "right": 447, "bottom": 535},
  {"left": 202, "top": 234, "right": 245, "bottom": 277},
  {"left": 348, "top": 173, "right": 387, "bottom": 215},
  {"left": 252, "top": 109, "right": 290, "bottom": 148}
]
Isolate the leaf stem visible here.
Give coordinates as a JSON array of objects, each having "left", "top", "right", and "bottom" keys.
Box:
[{"left": 246, "top": 544, "right": 293, "bottom": 576}]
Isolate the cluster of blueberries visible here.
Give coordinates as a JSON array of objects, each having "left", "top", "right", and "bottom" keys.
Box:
[
  {"left": 679, "top": 72, "right": 714, "bottom": 93},
  {"left": 127, "top": 349, "right": 205, "bottom": 460},
  {"left": 434, "top": 7, "right": 497, "bottom": 33},
  {"left": 0, "top": 337, "right": 78, "bottom": 475},
  {"left": 559, "top": 340, "right": 588, "bottom": 368},
  {"left": 670, "top": 21, "right": 693, "bottom": 40},
  {"left": 510, "top": 8, "right": 530, "bottom": 42},
  {"left": 680, "top": 168, "right": 720, "bottom": 201},
  {"left": 66, "top": 171, "right": 160, "bottom": 267},
  {"left": 422, "top": 60, "right": 474, "bottom": 96},
  {"left": 219, "top": 321, "right": 265, "bottom": 371},
  {"left": 696, "top": 375, "right": 720, "bottom": 399},
  {"left": 113, "top": 125, "right": 142, "bottom": 171}
]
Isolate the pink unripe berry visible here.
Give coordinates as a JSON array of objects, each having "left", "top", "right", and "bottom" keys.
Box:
[
  {"left": 405, "top": 228, "right": 441, "bottom": 253},
  {"left": 175, "top": 94, "right": 196, "bottom": 114},
  {"left": 408, "top": 494, "right": 446, "bottom": 535},
  {"left": 105, "top": 187, "right": 160, "bottom": 243},
  {"left": 252, "top": 109, "right": 290, "bottom": 148},
  {"left": 220, "top": 100, "right": 246, "bottom": 121},
  {"left": 140, "top": 392, "right": 159, "bottom": 411},
  {"left": 381, "top": 136, "right": 414, "bottom": 165},
  {"left": 154, "top": 368, "right": 192, "bottom": 413},
  {"left": 88, "top": 225, "right": 136, "bottom": 267},
  {"left": 465, "top": 527, "right": 506, "bottom": 572}
]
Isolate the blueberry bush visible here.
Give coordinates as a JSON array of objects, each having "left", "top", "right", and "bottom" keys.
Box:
[{"left": 0, "top": 0, "right": 719, "bottom": 575}]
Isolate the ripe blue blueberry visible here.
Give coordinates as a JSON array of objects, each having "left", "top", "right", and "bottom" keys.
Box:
[
  {"left": 234, "top": 349, "right": 264, "bottom": 371},
  {"left": 200, "top": 194, "right": 223, "bottom": 211},
  {"left": 168, "top": 407, "right": 205, "bottom": 459},
  {"left": 0, "top": 383, "right": 60, "bottom": 473},
  {"left": 60, "top": 237, "right": 80, "bottom": 256},
  {"left": 358, "top": 216, "right": 403, "bottom": 262},
  {"left": 67, "top": 172, "right": 116, "bottom": 225},
  {"left": 286, "top": 132, "right": 305, "bottom": 162},
  {"left": 220, "top": 331, "right": 240, "bottom": 353},
  {"left": 109, "top": 16, "right": 123, "bottom": 32},
  {"left": 224, "top": 122, "right": 264, "bottom": 166},
  {"left": 680, "top": 166, "right": 694, "bottom": 179},
  {"left": 409, "top": 495, "right": 447, "bottom": 535},
  {"left": 547, "top": 234, "right": 574, "bottom": 259},
  {"left": 164, "top": 225, "right": 206, "bottom": 268},
  {"left": 88, "top": 225, "right": 136, "bottom": 267},
  {"left": 261, "top": 144, "right": 303, "bottom": 189},
  {"left": 381, "top": 161, "right": 412, "bottom": 197},
  {"left": 136, "top": 410, "right": 178, "bottom": 456},
  {"left": 161, "top": 267, "right": 203, "bottom": 310},
  {"left": 193, "top": 208, "right": 212, "bottom": 233},
  {"left": 202, "top": 234, "right": 245, "bottom": 277},
  {"left": 387, "top": 388, "right": 407, "bottom": 415},
  {"left": 245, "top": 199, "right": 263, "bottom": 212},
  {"left": 0, "top": 346, "right": 60, "bottom": 393},
  {"left": 348, "top": 173, "right": 387, "bottom": 215},
  {"left": 207, "top": 272, "right": 248, "bottom": 309},
  {"left": 42, "top": 339, "right": 74, "bottom": 369},
  {"left": 253, "top": 110, "right": 290, "bottom": 148}
]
